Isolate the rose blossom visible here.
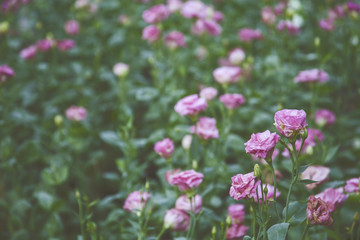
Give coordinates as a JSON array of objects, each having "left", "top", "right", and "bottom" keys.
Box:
[
  {"left": 245, "top": 130, "right": 280, "bottom": 160},
  {"left": 142, "top": 4, "right": 170, "bottom": 24},
  {"left": 0, "top": 65, "right": 14, "bottom": 82},
  {"left": 228, "top": 48, "right": 245, "bottom": 65},
  {"left": 252, "top": 184, "right": 281, "bottom": 203},
  {"left": 347, "top": 2, "right": 360, "bottom": 12},
  {"left": 274, "top": 109, "right": 307, "bottom": 138},
  {"left": 213, "top": 66, "right": 242, "bottom": 84},
  {"left": 238, "top": 28, "right": 262, "bottom": 42},
  {"left": 113, "top": 62, "right": 129, "bottom": 77},
  {"left": 175, "top": 194, "right": 202, "bottom": 214},
  {"left": 315, "top": 188, "right": 348, "bottom": 212},
  {"left": 164, "top": 208, "right": 190, "bottom": 231},
  {"left": 199, "top": 87, "right": 218, "bottom": 101},
  {"left": 20, "top": 45, "right": 37, "bottom": 59},
  {"left": 169, "top": 169, "right": 204, "bottom": 191},
  {"left": 328, "top": 5, "right": 345, "bottom": 20},
  {"left": 180, "top": 0, "right": 207, "bottom": 19},
  {"left": 294, "top": 69, "right": 329, "bottom": 83},
  {"left": 164, "top": 169, "right": 181, "bottom": 184},
  {"left": 167, "top": 0, "right": 182, "bottom": 13},
  {"left": 37, "top": 39, "right": 53, "bottom": 52},
  {"left": 191, "top": 19, "right": 222, "bottom": 36},
  {"left": 64, "top": 20, "right": 80, "bottom": 35},
  {"left": 174, "top": 94, "right": 207, "bottom": 116},
  {"left": 277, "top": 20, "right": 300, "bottom": 35},
  {"left": 154, "top": 138, "right": 174, "bottom": 159},
  {"left": 65, "top": 106, "right": 87, "bottom": 121},
  {"left": 164, "top": 31, "right": 186, "bottom": 49},
  {"left": 123, "top": 190, "right": 151, "bottom": 213},
  {"left": 344, "top": 177, "right": 360, "bottom": 193},
  {"left": 228, "top": 204, "right": 245, "bottom": 224},
  {"left": 307, "top": 195, "right": 333, "bottom": 226},
  {"left": 229, "top": 172, "right": 260, "bottom": 200},
  {"left": 315, "top": 109, "right": 336, "bottom": 126},
  {"left": 301, "top": 165, "right": 330, "bottom": 190},
  {"left": 261, "top": 6, "right": 276, "bottom": 25},
  {"left": 191, "top": 117, "right": 219, "bottom": 140},
  {"left": 57, "top": 39, "right": 75, "bottom": 51},
  {"left": 274, "top": 1, "right": 287, "bottom": 15},
  {"left": 226, "top": 224, "right": 249, "bottom": 239},
  {"left": 219, "top": 93, "right": 245, "bottom": 109},
  {"left": 319, "top": 19, "right": 335, "bottom": 31},
  {"left": 142, "top": 25, "right": 160, "bottom": 43}
]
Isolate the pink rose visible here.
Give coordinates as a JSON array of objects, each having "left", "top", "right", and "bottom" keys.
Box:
[
  {"left": 344, "top": 177, "right": 360, "bottom": 193},
  {"left": 180, "top": 0, "right": 207, "bottom": 19},
  {"left": 328, "top": 5, "right": 345, "bottom": 20},
  {"left": 261, "top": 6, "right": 276, "bottom": 25},
  {"left": 252, "top": 184, "right": 281, "bottom": 203},
  {"left": 191, "top": 117, "right": 219, "bottom": 140},
  {"left": 20, "top": 45, "right": 37, "bottom": 59},
  {"left": 228, "top": 48, "right": 245, "bottom": 65},
  {"left": 277, "top": 20, "right": 300, "bottom": 35},
  {"left": 315, "top": 188, "right": 348, "bottom": 212},
  {"left": 294, "top": 69, "right": 329, "bottom": 83},
  {"left": 213, "top": 66, "right": 242, "bottom": 84},
  {"left": 123, "top": 190, "right": 151, "bottom": 213},
  {"left": 228, "top": 204, "right": 245, "bottom": 224},
  {"left": 142, "top": 25, "right": 160, "bottom": 43},
  {"left": 167, "top": 0, "right": 182, "bottom": 13},
  {"left": 165, "top": 169, "right": 181, "bottom": 184},
  {"left": 245, "top": 130, "right": 280, "bottom": 160},
  {"left": 37, "top": 39, "right": 53, "bottom": 52},
  {"left": 315, "top": 109, "right": 336, "bottom": 126},
  {"left": 191, "top": 19, "right": 222, "bottom": 36},
  {"left": 213, "top": 11, "right": 224, "bottom": 21},
  {"left": 229, "top": 172, "right": 260, "bottom": 200},
  {"left": 154, "top": 138, "right": 175, "bottom": 159},
  {"left": 0, "top": 65, "right": 14, "bottom": 83},
  {"left": 238, "top": 28, "right": 262, "bottom": 42},
  {"left": 319, "top": 19, "right": 335, "bottom": 31},
  {"left": 174, "top": 94, "right": 207, "bottom": 116},
  {"left": 226, "top": 224, "right": 249, "bottom": 239},
  {"left": 199, "top": 87, "right": 218, "bottom": 102},
  {"left": 274, "top": 109, "right": 308, "bottom": 138},
  {"left": 113, "top": 62, "right": 130, "bottom": 77},
  {"left": 164, "top": 31, "right": 186, "bottom": 49},
  {"left": 175, "top": 194, "right": 202, "bottom": 214},
  {"left": 64, "top": 20, "right": 80, "bottom": 35},
  {"left": 307, "top": 196, "right": 333, "bottom": 226},
  {"left": 65, "top": 106, "right": 87, "bottom": 121},
  {"left": 219, "top": 93, "right": 245, "bottom": 109},
  {"left": 169, "top": 169, "right": 204, "bottom": 191},
  {"left": 142, "top": 4, "right": 170, "bottom": 24},
  {"left": 347, "top": 2, "right": 360, "bottom": 12},
  {"left": 164, "top": 208, "right": 190, "bottom": 231},
  {"left": 301, "top": 165, "right": 330, "bottom": 190},
  {"left": 57, "top": 39, "right": 75, "bottom": 51}
]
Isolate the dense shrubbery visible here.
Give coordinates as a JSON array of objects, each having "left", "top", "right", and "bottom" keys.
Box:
[{"left": 1, "top": 0, "right": 360, "bottom": 239}]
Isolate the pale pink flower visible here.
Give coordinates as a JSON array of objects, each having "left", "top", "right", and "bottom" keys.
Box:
[
  {"left": 307, "top": 196, "right": 333, "bottom": 226},
  {"left": 213, "top": 66, "right": 242, "bottom": 84},
  {"left": 174, "top": 94, "right": 207, "bottom": 116},
  {"left": 229, "top": 172, "right": 260, "bottom": 200},
  {"left": 180, "top": 0, "right": 207, "bottom": 19},
  {"left": 200, "top": 87, "right": 218, "bottom": 102},
  {"left": 195, "top": 46, "right": 208, "bottom": 60},
  {"left": 169, "top": 169, "right": 204, "bottom": 191},
  {"left": 164, "top": 31, "right": 186, "bottom": 49},
  {"left": 167, "top": 0, "right": 182, "bottom": 13},
  {"left": 245, "top": 130, "right": 280, "bottom": 160},
  {"left": 113, "top": 62, "right": 129, "bottom": 77},
  {"left": 226, "top": 224, "right": 249, "bottom": 239},
  {"left": 142, "top": 25, "right": 160, "bottom": 43},
  {"left": 301, "top": 166, "right": 330, "bottom": 190},
  {"left": 191, "top": 19, "right": 222, "bottom": 36},
  {"left": 261, "top": 6, "right": 276, "bottom": 25},
  {"left": 142, "top": 4, "right": 170, "bottom": 24},
  {"left": 164, "top": 208, "right": 190, "bottom": 231},
  {"left": 154, "top": 138, "right": 174, "bottom": 159},
  {"left": 344, "top": 177, "right": 360, "bottom": 193},
  {"left": 219, "top": 93, "right": 245, "bottom": 109},
  {"left": 123, "top": 191, "right": 151, "bottom": 213},
  {"left": 175, "top": 194, "right": 202, "bottom": 214},
  {"left": 213, "top": 11, "right": 224, "bottom": 21},
  {"left": 228, "top": 204, "right": 245, "bottom": 224},
  {"left": 64, "top": 20, "right": 80, "bottom": 35},
  {"left": 57, "top": 39, "right": 75, "bottom": 51},
  {"left": 228, "top": 48, "right": 245, "bottom": 65},
  {"left": 238, "top": 28, "right": 262, "bottom": 42},
  {"left": 277, "top": 20, "right": 300, "bottom": 35},
  {"left": 252, "top": 184, "right": 281, "bottom": 203},
  {"left": 274, "top": 109, "right": 307, "bottom": 138},
  {"left": 165, "top": 169, "right": 181, "bottom": 184},
  {"left": 274, "top": 2, "right": 287, "bottom": 15},
  {"left": 65, "top": 106, "right": 87, "bottom": 121},
  {"left": 315, "top": 188, "right": 348, "bottom": 212},
  {"left": 319, "top": 19, "right": 335, "bottom": 31},
  {"left": 294, "top": 69, "right": 329, "bottom": 83},
  {"left": 191, "top": 117, "right": 219, "bottom": 140},
  {"left": 0, "top": 65, "right": 14, "bottom": 83},
  {"left": 315, "top": 109, "right": 336, "bottom": 126},
  {"left": 20, "top": 45, "right": 37, "bottom": 59}
]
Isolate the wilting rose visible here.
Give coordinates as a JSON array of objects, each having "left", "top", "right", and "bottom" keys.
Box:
[
  {"left": 301, "top": 165, "right": 330, "bottom": 190},
  {"left": 174, "top": 94, "right": 207, "bottom": 116},
  {"left": 294, "top": 69, "right": 329, "bottom": 83},
  {"left": 164, "top": 208, "right": 190, "bottom": 231},
  {"left": 315, "top": 188, "right": 348, "bottom": 212},
  {"left": 123, "top": 190, "right": 151, "bottom": 214},
  {"left": 169, "top": 169, "right": 204, "bottom": 191},
  {"left": 191, "top": 117, "right": 219, "bottom": 140},
  {"left": 142, "top": 4, "right": 169, "bottom": 24},
  {"left": 154, "top": 138, "right": 174, "bottom": 159},
  {"left": 230, "top": 172, "right": 260, "bottom": 200},
  {"left": 315, "top": 109, "right": 336, "bottom": 127},
  {"left": 226, "top": 224, "right": 249, "bottom": 239},
  {"left": 344, "top": 177, "right": 360, "bottom": 193},
  {"left": 199, "top": 87, "right": 218, "bottom": 102},
  {"left": 307, "top": 195, "right": 333, "bottom": 226},
  {"left": 0, "top": 65, "right": 14, "bottom": 83},
  {"left": 245, "top": 130, "right": 280, "bottom": 160},
  {"left": 65, "top": 106, "right": 87, "bottom": 121},
  {"left": 175, "top": 194, "right": 202, "bottom": 214},
  {"left": 213, "top": 66, "right": 242, "bottom": 84},
  {"left": 238, "top": 28, "right": 262, "bottom": 42},
  {"left": 274, "top": 109, "right": 307, "bottom": 138},
  {"left": 228, "top": 204, "right": 245, "bottom": 224},
  {"left": 164, "top": 31, "right": 186, "bottom": 49},
  {"left": 142, "top": 25, "right": 160, "bottom": 43}
]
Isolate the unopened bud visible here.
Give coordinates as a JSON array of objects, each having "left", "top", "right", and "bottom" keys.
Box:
[
  {"left": 54, "top": 115, "right": 63, "bottom": 126},
  {"left": 75, "top": 190, "right": 81, "bottom": 199},
  {"left": 182, "top": 134, "right": 192, "bottom": 150},
  {"left": 145, "top": 181, "right": 150, "bottom": 192},
  {"left": 254, "top": 164, "right": 261, "bottom": 178},
  {"left": 350, "top": 11, "right": 358, "bottom": 20},
  {"left": 192, "top": 160, "right": 198, "bottom": 170},
  {"left": 314, "top": 37, "right": 320, "bottom": 47},
  {"left": 226, "top": 215, "right": 232, "bottom": 225},
  {"left": 113, "top": 62, "right": 129, "bottom": 78},
  {"left": 36, "top": 22, "right": 42, "bottom": 30},
  {"left": 353, "top": 212, "right": 359, "bottom": 221},
  {"left": 211, "top": 226, "right": 217, "bottom": 236},
  {"left": 0, "top": 22, "right": 9, "bottom": 34},
  {"left": 301, "top": 127, "right": 308, "bottom": 140},
  {"left": 264, "top": 185, "right": 269, "bottom": 195}
]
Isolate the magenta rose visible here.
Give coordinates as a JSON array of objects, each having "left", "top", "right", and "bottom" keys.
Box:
[
  {"left": 301, "top": 165, "right": 330, "bottom": 190},
  {"left": 347, "top": 2, "right": 360, "bottom": 12},
  {"left": 229, "top": 172, "right": 260, "bottom": 200},
  {"left": 277, "top": 20, "right": 300, "bottom": 35},
  {"left": 191, "top": 117, "right": 219, "bottom": 140},
  {"left": 226, "top": 224, "right": 249, "bottom": 239},
  {"left": 307, "top": 195, "right": 333, "bottom": 226},
  {"left": 37, "top": 39, "right": 53, "bottom": 52},
  {"left": 123, "top": 190, "right": 151, "bottom": 213},
  {"left": 294, "top": 69, "right": 329, "bottom": 83},
  {"left": 344, "top": 177, "right": 360, "bottom": 193},
  {"left": 20, "top": 45, "right": 37, "bottom": 60},
  {"left": 164, "top": 208, "right": 190, "bottom": 231},
  {"left": 164, "top": 31, "right": 186, "bottom": 49},
  {"left": 228, "top": 204, "right": 245, "bottom": 224},
  {"left": 315, "top": 109, "right": 336, "bottom": 126},
  {"left": 154, "top": 138, "right": 174, "bottom": 159},
  {"left": 64, "top": 20, "right": 80, "bottom": 35},
  {"left": 65, "top": 106, "right": 87, "bottom": 121},
  {"left": 174, "top": 94, "right": 207, "bottom": 116},
  {"left": 57, "top": 39, "right": 75, "bottom": 51},
  {"left": 213, "top": 66, "right": 242, "bottom": 84},
  {"left": 175, "top": 194, "right": 202, "bottom": 214},
  {"left": 245, "top": 130, "right": 280, "bottom": 160},
  {"left": 228, "top": 48, "right": 245, "bottom": 65},
  {"left": 238, "top": 28, "right": 262, "bottom": 42},
  {"left": 315, "top": 188, "right": 348, "bottom": 212},
  {"left": 169, "top": 169, "right": 204, "bottom": 191},
  {"left": 252, "top": 184, "right": 281, "bottom": 203},
  {"left": 142, "top": 25, "right": 160, "bottom": 43},
  {"left": 199, "top": 87, "right": 218, "bottom": 102},
  {"left": 219, "top": 93, "right": 246, "bottom": 109},
  {"left": 142, "top": 4, "right": 169, "bottom": 24},
  {"left": 274, "top": 109, "right": 307, "bottom": 138},
  {"left": 0, "top": 65, "right": 14, "bottom": 83}
]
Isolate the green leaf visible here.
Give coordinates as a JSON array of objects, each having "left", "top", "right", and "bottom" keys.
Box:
[
  {"left": 135, "top": 87, "right": 158, "bottom": 101},
  {"left": 282, "top": 201, "right": 307, "bottom": 226},
  {"left": 100, "top": 131, "right": 126, "bottom": 150},
  {"left": 298, "top": 179, "right": 318, "bottom": 184},
  {"left": 324, "top": 145, "right": 340, "bottom": 163},
  {"left": 35, "top": 191, "right": 55, "bottom": 211},
  {"left": 267, "top": 223, "right": 290, "bottom": 240},
  {"left": 243, "top": 236, "right": 254, "bottom": 240},
  {"left": 42, "top": 165, "right": 69, "bottom": 186}
]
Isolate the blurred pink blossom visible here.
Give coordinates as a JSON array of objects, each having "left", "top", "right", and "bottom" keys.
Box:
[
  {"left": 123, "top": 190, "right": 151, "bottom": 213},
  {"left": 154, "top": 138, "right": 174, "bottom": 159},
  {"left": 191, "top": 117, "right": 219, "bottom": 140},
  {"left": 65, "top": 106, "right": 87, "bottom": 121},
  {"left": 164, "top": 208, "right": 190, "bottom": 231},
  {"left": 164, "top": 31, "right": 186, "bottom": 49},
  {"left": 301, "top": 166, "right": 330, "bottom": 190},
  {"left": 238, "top": 28, "right": 262, "bottom": 42}
]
